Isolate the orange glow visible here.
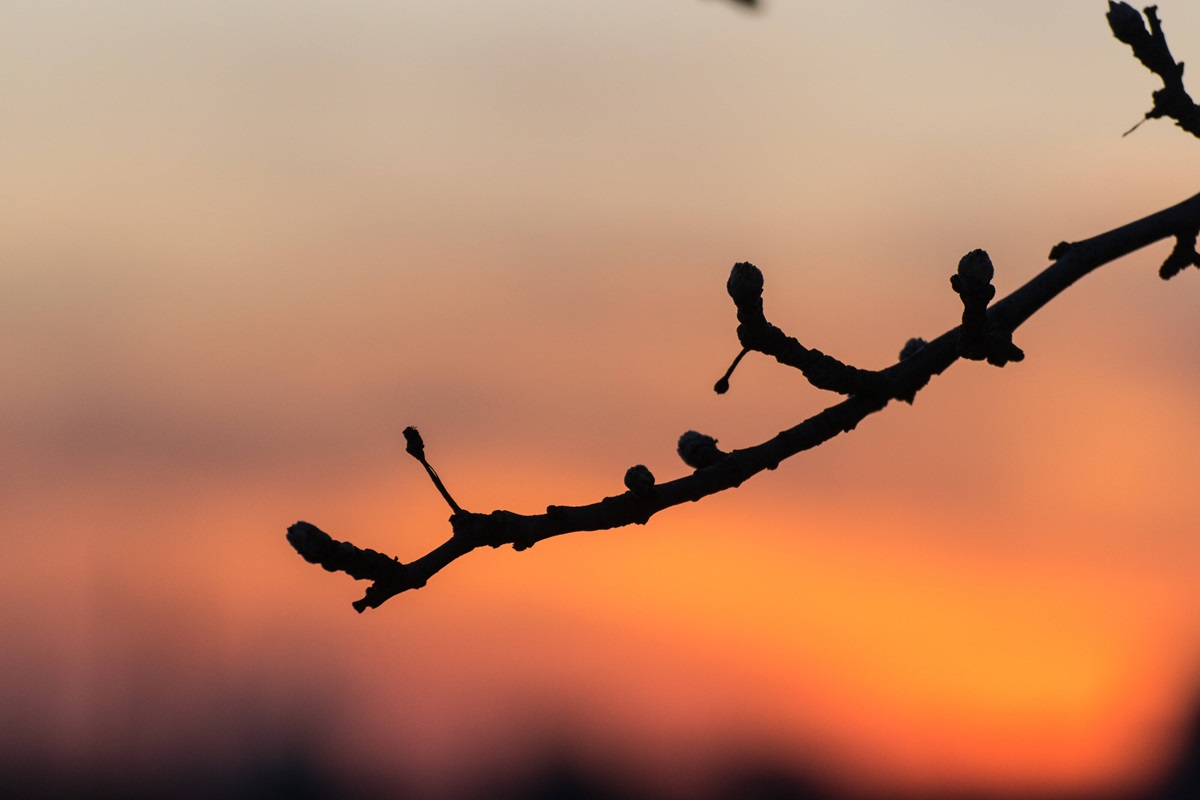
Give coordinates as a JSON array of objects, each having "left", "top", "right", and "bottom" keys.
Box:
[{"left": 6, "top": 1, "right": 1200, "bottom": 797}]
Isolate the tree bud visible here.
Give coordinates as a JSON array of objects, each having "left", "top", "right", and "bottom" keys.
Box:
[
  {"left": 951, "top": 249, "right": 996, "bottom": 306},
  {"left": 403, "top": 426, "right": 425, "bottom": 461},
  {"left": 624, "top": 464, "right": 656, "bottom": 496},
  {"left": 1106, "top": 2, "right": 1147, "bottom": 46},
  {"left": 899, "top": 337, "right": 927, "bottom": 361},
  {"left": 957, "top": 249, "right": 994, "bottom": 283},
  {"left": 727, "top": 262, "right": 764, "bottom": 306},
  {"left": 677, "top": 430, "right": 727, "bottom": 470}
]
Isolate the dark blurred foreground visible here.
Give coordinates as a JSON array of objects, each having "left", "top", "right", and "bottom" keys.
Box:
[{"left": 2, "top": 698, "right": 1197, "bottom": 800}]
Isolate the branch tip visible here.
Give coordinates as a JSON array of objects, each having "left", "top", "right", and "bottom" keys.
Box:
[
  {"left": 1107, "top": 2, "right": 1148, "bottom": 47},
  {"left": 956, "top": 249, "right": 995, "bottom": 285},
  {"left": 286, "top": 521, "right": 404, "bottom": 587},
  {"left": 286, "top": 521, "right": 332, "bottom": 565},
  {"left": 402, "top": 426, "right": 463, "bottom": 514},
  {"left": 402, "top": 426, "right": 425, "bottom": 461},
  {"left": 714, "top": 347, "right": 749, "bottom": 394},
  {"left": 727, "top": 262, "right": 764, "bottom": 307}
]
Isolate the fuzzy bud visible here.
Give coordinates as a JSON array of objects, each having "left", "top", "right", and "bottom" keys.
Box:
[
  {"left": 1107, "top": 2, "right": 1147, "bottom": 46},
  {"left": 957, "top": 249, "right": 994, "bottom": 284},
  {"left": 899, "top": 337, "right": 927, "bottom": 361},
  {"left": 726, "top": 262, "right": 764, "bottom": 306},
  {"left": 677, "top": 430, "right": 727, "bottom": 470},
  {"left": 286, "top": 521, "right": 332, "bottom": 565},
  {"left": 1048, "top": 241, "right": 1073, "bottom": 260},
  {"left": 624, "top": 464, "right": 656, "bottom": 496},
  {"left": 402, "top": 426, "right": 425, "bottom": 461},
  {"left": 950, "top": 249, "right": 996, "bottom": 307}
]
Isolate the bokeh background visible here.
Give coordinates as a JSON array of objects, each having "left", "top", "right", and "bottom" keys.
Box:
[{"left": 4, "top": 1, "right": 1200, "bottom": 797}]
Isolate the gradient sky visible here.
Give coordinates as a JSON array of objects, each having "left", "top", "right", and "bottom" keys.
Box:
[{"left": 4, "top": 1, "right": 1200, "bottom": 796}]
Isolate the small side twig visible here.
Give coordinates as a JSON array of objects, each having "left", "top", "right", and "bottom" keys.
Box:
[
  {"left": 403, "top": 426, "right": 462, "bottom": 515},
  {"left": 724, "top": 262, "right": 891, "bottom": 396},
  {"left": 1160, "top": 226, "right": 1200, "bottom": 279},
  {"left": 713, "top": 348, "right": 749, "bottom": 394}
]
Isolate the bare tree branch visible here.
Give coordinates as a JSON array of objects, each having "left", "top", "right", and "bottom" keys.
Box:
[
  {"left": 1107, "top": 2, "right": 1200, "bottom": 138},
  {"left": 288, "top": 5, "right": 1200, "bottom": 612}
]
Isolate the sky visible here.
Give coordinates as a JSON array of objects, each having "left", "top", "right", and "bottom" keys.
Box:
[{"left": 3, "top": 0, "right": 1200, "bottom": 797}]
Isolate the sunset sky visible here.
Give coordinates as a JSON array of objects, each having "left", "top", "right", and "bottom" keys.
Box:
[{"left": 4, "top": 1, "right": 1200, "bottom": 796}]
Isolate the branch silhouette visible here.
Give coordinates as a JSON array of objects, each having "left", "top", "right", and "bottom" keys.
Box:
[
  {"left": 1108, "top": 1, "right": 1200, "bottom": 137},
  {"left": 288, "top": 3, "right": 1200, "bottom": 613}
]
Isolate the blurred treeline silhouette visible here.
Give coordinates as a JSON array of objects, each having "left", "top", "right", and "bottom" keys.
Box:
[{"left": 3, "top": 690, "right": 1196, "bottom": 800}]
